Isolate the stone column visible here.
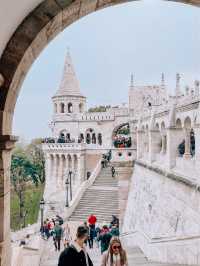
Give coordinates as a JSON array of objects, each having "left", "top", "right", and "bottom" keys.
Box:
[
  {"left": 136, "top": 129, "right": 144, "bottom": 159},
  {"left": 183, "top": 129, "right": 192, "bottom": 159},
  {"left": 52, "top": 155, "right": 56, "bottom": 180},
  {"left": 166, "top": 127, "right": 179, "bottom": 169},
  {"left": 58, "top": 155, "right": 63, "bottom": 188},
  {"left": 45, "top": 154, "right": 51, "bottom": 182},
  {"left": 161, "top": 135, "right": 166, "bottom": 154},
  {"left": 55, "top": 155, "right": 59, "bottom": 188},
  {"left": 0, "top": 135, "right": 17, "bottom": 266},
  {"left": 148, "top": 129, "right": 159, "bottom": 163},
  {"left": 77, "top": 154, "right": 85, "bottom": 185},
  {"left": 194, "top": 126, "right": 200, "bottom": 172}
]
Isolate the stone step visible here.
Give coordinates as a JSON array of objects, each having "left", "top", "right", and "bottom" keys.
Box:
[
  {"left": 71, "top": 211, "right": 119, "bottom": 217},
  {"left": 77, "top": 203, "right": 119, "bottom": 207},
  {"left": 73, "top": 203, "right": 119, "bottom": 207}
]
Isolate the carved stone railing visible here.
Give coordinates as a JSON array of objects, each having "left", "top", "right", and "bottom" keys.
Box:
[
  {"left": 121, "top": 229, "right": 200, "bottom": 265},
  {"left": 42, "top": 142, "right": 85, "bottom": 151}
]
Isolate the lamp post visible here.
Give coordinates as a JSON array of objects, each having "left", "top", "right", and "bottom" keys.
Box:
[
  {"left": 40, "top": 197, "right": 45, "bottom": 230},
  {"left": 69, "top": 170, "right": 73, "bottom": 201},
  {"left": 65, "top": 178, "right": 69, "bottom": 207}
]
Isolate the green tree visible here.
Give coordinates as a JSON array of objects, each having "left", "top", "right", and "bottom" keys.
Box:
[
  {"left": 11, "top": 139, "right": 45, "bottom": 226},
  {"left": 26, "top": 138, "right": 45, "bottom": 184},
  {"left": 11, "top": 154, "right": 38, "bottom": 219},
  {"left": 88, "top": 105, "right": 111, "bottom": 112}
]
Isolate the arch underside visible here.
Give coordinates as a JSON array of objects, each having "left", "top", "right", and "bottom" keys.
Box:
[{"left": 0, "top": 0, "right": 199, "bottom": 135}]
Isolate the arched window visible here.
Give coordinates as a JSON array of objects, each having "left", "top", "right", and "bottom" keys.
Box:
[
  {"left": 92, "top": 133, "right": 96, "bottom": 144},
  {"left": 68, "top": 103, "right": 73, "bottom": 113},
  {"left": 78, "top": 133, "right": 84, "bottom": 143},
  {"left": 86, "top": 133, "right": 91, "bottom": 144},
  {"left": 66, "top": 133, "right": 71, "bottom": 141},
  {"left": 60, "top": 103, "right": 65, "bottom": 113},
  {"left": 58, "top": 132, "right": 65, "bottom": 143},
  {"left": 98, "top": 133, "right": 102, "bottom": 146}
]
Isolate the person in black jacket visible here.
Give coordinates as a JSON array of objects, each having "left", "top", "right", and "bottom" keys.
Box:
[{"left": 58, "top": 225, "right": 93, "bottom": 266}]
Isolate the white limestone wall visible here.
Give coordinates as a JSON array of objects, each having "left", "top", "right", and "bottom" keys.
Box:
[{"left": 123, "top": 162, "right": 200, "bottom": 265}]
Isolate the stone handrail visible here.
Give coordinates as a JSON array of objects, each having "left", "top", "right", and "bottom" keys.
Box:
[
  {"left": 65, "top": 160, "right": 102, "bottom": 219},
  {"left": 42, "top": 142, "right": 85, "bottom": 150},
  {"left": 121, "top": 229, "right": 200, "bottom": 244}
]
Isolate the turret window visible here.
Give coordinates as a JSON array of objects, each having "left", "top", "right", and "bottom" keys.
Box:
[
  {"left": 60, "top": 103, "right": 65, "bottom": 113},
  {"left": 68, "top": 103, "right": 73, "bottom": 113}
]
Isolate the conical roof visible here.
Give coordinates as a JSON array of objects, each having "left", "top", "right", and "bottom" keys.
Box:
[{"left": 55, "top": 51, "right": 82, "bottom": 96}]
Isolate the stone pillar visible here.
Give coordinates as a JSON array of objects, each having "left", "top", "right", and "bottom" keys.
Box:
[
  {"left": 58, "top": 155, "right": 63, "bottom": 188},
  {"left": 136, "top": 129, "right": 143, "bottom": 159},
  {"left": 55, "top": 155, "right": 59, "bottom": 188},
  {"left": 0, "top": 135, "right": 17, "bottom": 266},
  {"left": 52, "top": 155, "right": 56, "bottom": 180},
  {"left": 194, "top": 126, "right": 200, "bottom": 172},
  {"left": 166, "top": 127, "right": 179, "bottom": 169},
  {"left": 183, "top": 129, "right": 192, "bottom": 159},
  {"left": 77, "top": 154, "right": 85, "bottom": 185},
  {"left": 161, "top": 135, "right": 166, "bottom": 154},
  {"left": 45, "top": 154, "right": 51, "bottom": 182},
  {"left": 148, "top": 129, "right": 159, "bottom": 163}
]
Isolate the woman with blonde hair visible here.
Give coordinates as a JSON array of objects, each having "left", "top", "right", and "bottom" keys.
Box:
[{"left": 101, "top": 237, "right": 128, "bottom": 266}]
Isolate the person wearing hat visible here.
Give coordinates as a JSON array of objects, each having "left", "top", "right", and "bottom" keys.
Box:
[{"left": 58, "top": 225, "right": 93, "bottom": 266}]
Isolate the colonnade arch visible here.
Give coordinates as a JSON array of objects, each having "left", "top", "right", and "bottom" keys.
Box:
[
  {"left": 46, "top": 153, "right": 81, "bottom": 188},
  {"left": 0, "top": 0, "right": 198, "bottom": 265}
]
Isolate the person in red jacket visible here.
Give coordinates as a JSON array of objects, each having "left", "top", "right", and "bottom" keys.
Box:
[{"left": 88, "top": 214, "right": 97, "bottom": 229}]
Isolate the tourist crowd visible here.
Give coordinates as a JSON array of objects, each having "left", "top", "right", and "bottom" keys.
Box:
[
  {"left": 113, "top": 135, "right": 132, "bottom": 148},
  {"left": 58, "top": 214, "right": 127, "bottom": 266},
  {"left": 40, "top": 212, "right": 128, "bottom": 266}
]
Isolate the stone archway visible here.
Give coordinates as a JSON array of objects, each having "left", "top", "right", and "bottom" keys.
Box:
[{"left": 0, "top": 0, "right": 198, "bottom": 265}]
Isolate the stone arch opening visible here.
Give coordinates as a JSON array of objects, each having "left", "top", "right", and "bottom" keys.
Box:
[
  {"left": 112, "top": 123, "right": 131, "bottom": 148},
  {"left": 85, "top": 128, "right": 94, "bottom": 144},
  {"left": 92, "top": 133, "right": 96, "bottom": 144},
  {"left": 161, "top": 121, "right": 167, "bottom": 154},
  {"left": 68, "top": 102, "right": 73, "bottom": 113},
  {"left": 60, "top": 102, "right": 65, "bottom": 113},
  {"left": 0, "top": 1, "right": 198, "bottom": 265},
  {"left": 98, "top": 133, "right": 102, "bottom": 146}
]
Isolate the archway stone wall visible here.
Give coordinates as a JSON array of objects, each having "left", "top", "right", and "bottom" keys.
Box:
[{"left": 0, "top": 1, "right": 199, "bottom": 265}]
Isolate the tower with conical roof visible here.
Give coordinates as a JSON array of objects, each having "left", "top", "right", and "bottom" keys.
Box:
[{"left": 52, "top": 50, "right": 86, "bottom": 115}]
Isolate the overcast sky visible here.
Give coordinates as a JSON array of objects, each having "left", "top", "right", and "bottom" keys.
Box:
[{"left": 13, "top": 0, "right": 200, "bottom": 141}]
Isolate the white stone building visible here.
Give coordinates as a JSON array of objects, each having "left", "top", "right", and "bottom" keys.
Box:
[
  {"left": 42, "top": 51, "right": 135, "bottom": 207},
  {"left": 42, "top": 51, "right": 200, "bottom": 211}
]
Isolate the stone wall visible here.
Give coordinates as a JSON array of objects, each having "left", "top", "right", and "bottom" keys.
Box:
[
  {"left": 85, "top": 154, "right": 101, "bottom": 177},
  {"left": 122, "top": 161, "right": 200, "bottom": 265}
]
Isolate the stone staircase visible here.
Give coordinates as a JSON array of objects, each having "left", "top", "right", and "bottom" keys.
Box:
[
  {"left": 40, "top": 162, "right": 190, "bottom": 266},
  {"left": 68, "top": 166, "right": 119, "bottom": 223},
  {"left": 40, "top": 238, "right": 187, "bottom": 266}
]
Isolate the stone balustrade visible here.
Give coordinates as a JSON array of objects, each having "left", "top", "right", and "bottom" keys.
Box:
[{"left": 42, "top": 142, "right": 85, "bottom": 151}]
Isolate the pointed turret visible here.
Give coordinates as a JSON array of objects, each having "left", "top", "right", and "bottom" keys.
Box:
[
  {"left": 56, "top": 50, "right": 82, "bottom": 96},
  {"left": 175, "top": 73, "right": 181, "bottom": 98},
  {"left": 130, "top": 73, "right": 134, "bottom": 88},
  {"left": 161, "top": 73, "right": 165, "bottom": 90}
]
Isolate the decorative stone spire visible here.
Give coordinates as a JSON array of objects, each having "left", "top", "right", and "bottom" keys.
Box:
[
  {"left": 175, "top": 73, "right": 181, "bottom": 98},
  {"left": 130, "top": 73, "right": 134, "bottom": 88},
  {"left": 55, "top": 50, "right": 82, "bottom": 96},
  {"left": 161, "top": 73, "right": 165, "bottom": 90}
]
